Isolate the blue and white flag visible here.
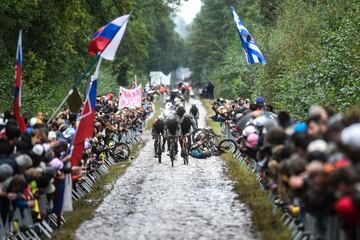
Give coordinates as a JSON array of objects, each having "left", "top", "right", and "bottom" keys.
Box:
[{"left": 231, "top": 6, "right": 266, "bottom": 64}]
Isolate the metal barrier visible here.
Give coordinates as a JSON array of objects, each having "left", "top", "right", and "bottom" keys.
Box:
[
  {"left": 220, "top": 123, "right": 359, "bottom": 240},
  {"left": 0, "top": 126, "right": 144, "bottom": 240}
]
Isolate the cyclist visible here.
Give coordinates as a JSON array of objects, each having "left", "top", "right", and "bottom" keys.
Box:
[
  {"left": 151, "top": 116, "right": 165, "bottom": 158},
  {"left": 190, "top": 132, "right": 212, "bottom": 159},
  {"left": 163, "top": 113, "right": 181, "bottom": 157},
  {"left": 189, "top": 104, "right": 199, "bottom": 127},
  {"left": 180, "top": 83, "right": 191, "bottom": 102},
  {"left": 180, "top": 113, "right": 197, "bottom": 157},
  {"left": 176, "top": 103, "right": 186, "bottom": 119},
  {"left": 170, "top": 89, "right": 180, "bottom": 103},
  {"left": 180, "top": 113, "right": 197, "bottom": 134}
]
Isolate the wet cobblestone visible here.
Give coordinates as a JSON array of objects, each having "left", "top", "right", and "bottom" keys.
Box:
[{"left": 76, "top": 100, "right": 255, "bottom": 240}]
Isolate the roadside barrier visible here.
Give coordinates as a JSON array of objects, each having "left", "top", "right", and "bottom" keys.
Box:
[
  {"left": 0, "top": 127, "right": 143, "bottom": 240},
  {"left": 220, "top": 122, "right": 359, "bottom": 240}
]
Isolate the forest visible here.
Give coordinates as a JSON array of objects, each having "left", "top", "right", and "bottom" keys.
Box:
[
  {"left": 0, "top": 0, "right": 185, "bottom": 116},
  {"left": 0, "top": 0, "right": 359, "bottom": 118},
  {"left": 186, "top": 0, "right": 359, "bottom": 118}
]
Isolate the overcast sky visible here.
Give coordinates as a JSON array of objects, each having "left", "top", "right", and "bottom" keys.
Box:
[{"left": 177, "top": 0, "right": 202, "bottom": 24}]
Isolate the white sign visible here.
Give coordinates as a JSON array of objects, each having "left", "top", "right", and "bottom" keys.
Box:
[
  {"left": 161, "top": 73, "right": 171, "bottom": 85},
  {"left": 150, "top": 72, "right": 171, "bottom": 86},
  {"left": 118, "top": 85, "right": 142, "bottom": 109},
  {"left": 150, "top": 72, "right": 161, "bottom": 86}
]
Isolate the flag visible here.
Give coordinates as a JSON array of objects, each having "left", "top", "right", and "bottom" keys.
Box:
[
  {"left": 13, "top": 30, "right": 26, "bottom": 132},
  {"left": 71, "top": 58, "right": 102, "bottom": 166},
  {"left": 66, "top": 87, "right": 82, "bottom": 113},
  {"left": 88, "top": 14, "right": 130, "bottom": 61},
  {"left": 231, "top": 6, "right": 266, "bottom": 64}
]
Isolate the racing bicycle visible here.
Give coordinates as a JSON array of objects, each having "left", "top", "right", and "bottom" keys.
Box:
[
  {"left": 180, "top": 132, "right": 192, "bottom": 165},
  {"left": 166, "top": 135, "right": 179, "bottom": 167},
  {"left": 153, "top": 134, "right": 163, "bottom": 163}
]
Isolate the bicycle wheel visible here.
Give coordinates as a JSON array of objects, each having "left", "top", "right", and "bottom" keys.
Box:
[
  {"left": 111, "top": 143, "right": 130, "bottom": 161},
  {"left": 157, "top": 137, "right": 162, "bottom": 163},
  {"left": 218, "top": 139, "right": 238, "bottom": 154},
  {"left": 208, "top": 133, "right": 217, "bottom": 146},
  {"left": 181, "top": 140, "right": 186, "bottom": 165},
  {"left": 183, "top": 146, "right": 189, "bottom": 165},
  {"left": 170, "top": 139, "right": 175, "bottom": 167},
  {"left": 246, "top": 157, "right": 258, "bottom": 172},
  {"left": 185, "top": 138, "right": 191, "bottom": 165}
]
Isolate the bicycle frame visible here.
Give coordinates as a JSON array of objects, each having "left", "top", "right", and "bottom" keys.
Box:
[
  {"left": 180, "top": 132, "right": 192, "bottom": 165},
  {"left": 166, "top": 135, "right": 179, "bottom": 167},
  {"left": 154, "top": 134, "right": 163, "bottom": 163}
]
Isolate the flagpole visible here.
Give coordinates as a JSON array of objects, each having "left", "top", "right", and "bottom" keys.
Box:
[
  {"left": 74, "top": 53, "right": 100, "bottom": 88},
  {"left": 47, "top": 53, "right": 100, "bottom": 124},
  {"left": 47, "top": 89, "right": 74, "bottom": 124}
]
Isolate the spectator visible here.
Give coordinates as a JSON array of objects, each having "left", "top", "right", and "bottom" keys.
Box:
[
  {"left": 0, "top": 89, "right": 152, "bottom": 238},
  {"left": 212, "top": 97, "right": 360, "bottom": 239},
  {"left": 206, "top": 82, "right": 214, "bottom": 99}
]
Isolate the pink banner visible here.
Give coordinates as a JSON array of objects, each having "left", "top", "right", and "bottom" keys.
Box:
[{"left": 118, "top": 85, "right": 142, "bottom": 109}]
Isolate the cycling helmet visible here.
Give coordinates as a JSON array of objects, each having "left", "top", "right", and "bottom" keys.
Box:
[
  {"left": 182, "top": 113, "right": 192, "bottom": 119},
  {"left": 162, "top": 109, "right": 176, "bottom": 120},
  {"left": 174, "top": 97, "right": 182, "bottom": 104},
  {"left": 165, "top": 102, "right": 172, "bottom": 110}
]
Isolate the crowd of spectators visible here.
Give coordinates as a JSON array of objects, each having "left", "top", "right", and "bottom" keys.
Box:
[
  {"left": 0, "top": 92, "right": 152, "bottom": 237},
  {"left": 211, "top": 97, "right": 360, "bottom": 240}
]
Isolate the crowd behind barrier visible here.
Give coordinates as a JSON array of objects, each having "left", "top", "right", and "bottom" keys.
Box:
[
  {"left": 210, "top": 97, "right": 360, "bottom": 240},
  {"left": 0, "top": 91, "right": 153, "bottom": 239}
]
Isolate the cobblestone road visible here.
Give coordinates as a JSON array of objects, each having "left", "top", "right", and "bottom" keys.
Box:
[{"left": 76, "top": 99, "right": 255, "bottom": 240}]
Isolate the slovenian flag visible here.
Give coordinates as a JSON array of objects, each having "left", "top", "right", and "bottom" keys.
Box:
[
  {"left": 88, "top": 14, "right": 131, "bottom": 61},
  {"left": 13, "top": 30, "right": 26, "bottom": 133},
  {"left": 71, "top": 58, "right": 102, "bottom": 166}
]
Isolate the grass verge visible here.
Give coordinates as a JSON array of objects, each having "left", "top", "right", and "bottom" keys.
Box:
[
  {"left": 203, "top": 100, "right": 291, "bottom": 240},
  {"left": 52, "top": 141, "right": 145, "bottom": 240}
]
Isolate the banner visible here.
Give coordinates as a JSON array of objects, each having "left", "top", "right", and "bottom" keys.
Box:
[
  {"left": 161, "top": 73, "right": 171, "bottom": 85},
  {"left": 150, "top": 72, "right": 171, "bottom": 86},
  {"left": 150, "top": 72, "right": 161, "bottom": 86},
  {"left": 119, "top": 84, "right": 142, "bottom": 109}
]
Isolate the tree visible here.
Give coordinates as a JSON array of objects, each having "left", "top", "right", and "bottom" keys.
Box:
[
  {"left": 0, "top": 0, "right": 185, "bottom": 115},
  {"left": 186, "top": 0, "right": 360, "bottom": 116}
]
